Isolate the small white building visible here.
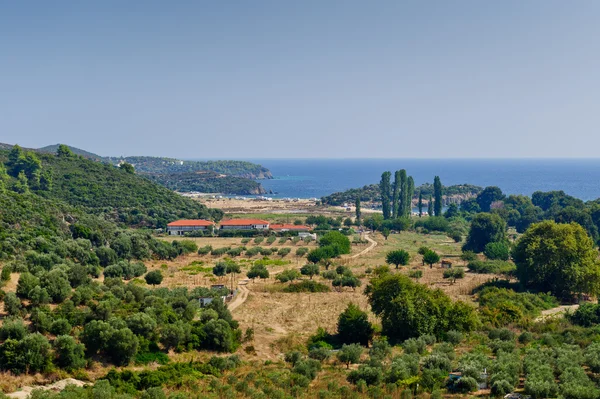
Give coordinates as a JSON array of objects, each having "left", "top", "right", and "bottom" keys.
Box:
[
  {"left": 219, "top": 219, "right": 270, "bottom": 230},
  {"left": 167, "top": 220, "right": 215, "bottom": 236}
]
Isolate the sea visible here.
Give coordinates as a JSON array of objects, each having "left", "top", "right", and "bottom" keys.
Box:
[{"left": 239, "top": 159, "right": 600, "bottom": 201}]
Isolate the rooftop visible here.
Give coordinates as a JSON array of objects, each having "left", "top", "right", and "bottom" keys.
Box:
[
  {"left": 220, "top": 219, "right": 270, "bottom": 226},
  {"left": 167, "top": 219, "right": 215, "bottom": 227}
]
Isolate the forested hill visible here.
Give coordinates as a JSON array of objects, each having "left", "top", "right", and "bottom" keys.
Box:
[
  {"left": 106, "top": 156, "right": 272, "bottom": 179},
  {"left": 38, "top": 144, "right": 105, "bottom": 162},
  {"left": 0, "top": 146, "right": 223, "bottom": 228},
  {"left": 321, "top": 183, "right": 482, "bottom": 205}
]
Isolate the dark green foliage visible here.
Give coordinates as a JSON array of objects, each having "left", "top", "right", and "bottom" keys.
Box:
[
  {"left": 476, "top": 186, "right": 505, "bottom": 212},
  {"left": 247, "top": 264, "right": 269, "bottom": 280},
  {"left": 145, "top": 270, "right": 163, "bottom": 286},
  {"left": 275, "top": 269, "right": 301, "bottom": 283},
  {"left": 319, "top": 231, "right": 351, "bottom": 255},
  {"left": 385, "top": 250, "right": 410, "bottom": 269},
  {"left": 337, "top": 303, "right": 374, "bottom": 346},
  {"left": 484, "top": 241, "right": 510, "bottom": 261},
  {"left": 422, "top": 250, "right": 440, "bottom": 267},
  {"left": 513, "top": 220, "right": 600, "bottom": 299},
  {"left": 415, "top": 216, "right": 450, "bottom": 232},
  {"left": 337, "top": 343, "right": 363, "bottom": 368},
  {"left": 146, "top": 171, "right": 265, "bottom": 195},
  {"left": 0, "top": 318, "right": 28, "bottom": 341},
  {"left": 380, "top": 172, "right": 392, "bottom": 220},
  {"left": 433, "top": 176, "right": 442, "bottom": 217},
  {"left": 54, "top": 335, "right": 86, "bottom": 370},
  {"left": 463, "top": 212, "right": 507, "bottom": 253},
  {"left": 347, "top": 365, "right": 383, "bottom": 386},
  {"left": 366, "top": 273, "right": 479, "bottom": 342},
  {"left": 283, "top": 280, "right": 330, "bottom": 293},
  {"left": 570, "top": 303, "right": 600, "bottom": 327},
  {"left": 478, "top": 287, "right": 558, "bottom": 326},
  {"left": 442, "top": 267, "right": 465, "bottom": 283},
  {"left": 300, "top": 263, "right": 320, "bottom": 279},
  {"left": 467, "top": 260, "right": 515, "bottom": 275}
]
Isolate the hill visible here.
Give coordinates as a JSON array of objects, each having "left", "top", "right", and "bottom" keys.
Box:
[
  {"left": 38, "top": 143, "right": 105, "bottom": 162},
  {"left": 0, "top": 146, "right": 222, "bottom": 228},
  {"left": 145, "top": 171, "right": 266, "bottom": 195}
]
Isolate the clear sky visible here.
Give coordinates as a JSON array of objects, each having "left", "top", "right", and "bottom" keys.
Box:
[{"left": 1, "top": 1, "right": 599, "bottom": 158}]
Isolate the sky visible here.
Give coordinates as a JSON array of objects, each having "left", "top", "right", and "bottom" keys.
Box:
[{"left": 1, "top": 1, "right": 600, "bottom": 159}]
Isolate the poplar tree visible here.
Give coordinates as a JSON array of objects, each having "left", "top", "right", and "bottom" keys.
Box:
[
  {"left": 428, "top": 195, "right": 434, "bottom": 216},
  {"left": 433, "top": 176, "right": 443, "bottom": 216},
  {"left": 380, "top": 172, "right": 392, "bottom": 220},
  {"left": 355, "top": 198, "right": 361, "bottom": 225},
  {"left": 418, "top": 191, "right": 423, "bottom": 217},
  {"left": 407, "top": 176, "right": 415, "bottom": 216},
  {"left": 399, "top": 169, "right": 408, "bottom": 218},
  {"left": 392, "top": 171, "right": 401, "bottom": 218}
]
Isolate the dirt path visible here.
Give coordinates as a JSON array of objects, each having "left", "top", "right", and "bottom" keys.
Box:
[
  {"left": 350, "top": 233, "right": 377, "bottom": 259},
  {"left": 535, "top": 304, "right": 579, "bottom": 322},
  {"left": 6, "top": 379, "right": 88, "bottom": 399},
  {"left": 227, "top": 280, "right": 249, "bottom": 312}
]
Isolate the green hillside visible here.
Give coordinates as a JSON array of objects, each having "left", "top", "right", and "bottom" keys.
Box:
[
  {"left": 38, "top": 143, "right": 105, "bottom": 162},
  {"left": 0, "top": 146, "right": 222, "bottom": 228}
]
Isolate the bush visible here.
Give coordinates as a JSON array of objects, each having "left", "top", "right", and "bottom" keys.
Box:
[
  {"left": 277, "top": 247, "right": 291, "bottom": 257},
  {"left": 452, "top": 376, "right": 479, "bottom": 393},
  {"left": 347, "top": 365, "right": 383, "bottom": 386},
  {"left": 337, "top": 344, "right": 363, "bottom": 368},
  {"left": 445, "top": 330, "right": 463, "bottom": 345},
  {"left": 484, "top": 242, "right": 510, "bottom": 261},
  {"left": 283, "top": 280, "right": 330, "bottom": 293},
  {"left": 145, "top": 270, "right": 163, "bottom": 286},
  {"left": 50, "top": 318, "right": 72, "bottom": 336},
  {"left": 442, "top": 267, "right": 465, "bottom": 283},
  {"left": 197, "top": 245, "right": 212, "bottom": 255},
  {"left": 319, "top": 231, "right": 351, "bottom": 255},
  {"left": 337, "top": 303, "right": 374, "bottom": 346},
  {"left": 309, "top": 347, "right": 331, "bottom": 361},
  {"left": 296, "top": 247, "right": 309, "bottom": 257},
  {"left": 276, "top": 269, "right": 301, "bottom": 283},
  {"left": 468, "top": 260, "right": 515, "bottom": 275},
  {"left": 491, "top": 379, "right": 514, "bottom": 396},
  {"left": 408, "top": 270, "right": 423, "bottom": 279},
  {"left": 402, "top": 338, "right": 426, "bottom": 355},
  {"left": 54, "top": 335, "right": 86, "bottom": 370}
]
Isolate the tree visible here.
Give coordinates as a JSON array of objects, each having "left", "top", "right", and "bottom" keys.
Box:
[
  {"left": 337, "top": 303, "right": 374, "bottom": 346},
  {"left": 382, "top": 228, "right": 390, "bottom": 240},
  {"left": 337, "top": 343, "right": 363, "bottom": 368},
  {"left": 463, "top": 213, "right": 507, "bottom": 253},
  {"left": 380, "top": 171, "right": 392, "bottom": 220},
  {"left": 319, "top": 231, "right": 351, "bottom": 254},
  {"left": 513, "top": 221, "right": 600, "bottom": 299},
  {"left": 365, "top": 273, "right": 478, "bottom": 342},
  {"left": 120, "top": 162, "right": 135, "bottom": 174},
  {"left": 307, "top": 246, "right": 336, "bottom": 270},
  {"left": 392, "top": 171, "right": 401, "bottom": 218},
  {"left": 423, "top": 250, "right": 441, "bottom": 268},
  {"left": 484, "top": 241, "right": 510, "bottom": 261},
  {"left": 444, "top": 203, "right": 460, "bottom": 218},
  {"left": 476, "top": 186, "right": 505, "bottom": 212},
  {"left": 399, "top": 170, "right": 408, "bottom": 218},
  {"left": 145, "top": 270, "right": 163, "bottom": 286},
  {"left": 428, "top": 196, "right": 434, "bottom": 216},
  {"left": 13, "top": 170, "right": 29, "bottom": 193},
  {"left": 247, "top": 264, "right": 269, "bottom": 280},
  {"left": 56, "top": 144, "right": 74, "bottom": 158},
  {"left": 407, "top": 176, "right": 415, "bottom": 214},
  {"left": 0, "top": 163, "right": 8, "bottom": 193},
  {"left": 355, "top": 198, "right": 361, "bottom": 225},
  {"left": 386, "top": 250, "right": 410, "bottom": 269},
  {"left": 3, "top": 293, "right": 23, "bottom": 316},
  {"left": 212, "top": 263, "right": 227, "bottom": 277},
  {"left": 300, "top": 263, "right": 320, "bottom": 279},
  {"left": 40, "top": 269, "right": 71, "bottom": 303},
  {"left": 54, "top": 335, "right": 86, "bottom": 370},
  {"left": 433, "top": 176, "right": 443, "bottom": 216},
  {"left": 443, "top": 267, "right": 465, "bottom": 284},
  {"left": 418, "top": 191, "right": 423, "bottom": 217}
]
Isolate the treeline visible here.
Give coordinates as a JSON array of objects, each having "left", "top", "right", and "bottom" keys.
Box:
[
  {"left": 321, "top": 181, "right": 481, "bottom": 206},
  {"left": 144, "top": 171, "right": 266, "bottom": 195}
]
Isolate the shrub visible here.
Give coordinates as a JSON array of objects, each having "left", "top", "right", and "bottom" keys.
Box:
[
  {"left": 443, "top": 267, "right": 465, "bottom": 283},
  {"left": 445, "top": 330, "right": 463, "bottom": 345},
  {"left": 453, "top": 376, "right": 478, "bottom": 393},
  {"left": 197, "top": 245, "right": 212, "bottom": 255},
  {"left": 277, "top": 247, "right": 291, "bottom": 257},
  {"left": 337, "top": 344, "right": 363, "bottom": 368},
  {"left": 491, "top": 379, "right": 514, "bottom": 396},
  {"left": 296, "top": 247, "right": 309, "bottom": 257},
  {"left": 402, "top": 338, "right": 426, "bottom": 355},
  {"left": 266, "top": 236, "right": 276, "bottom": 245},
  {"left": 468, "top": 260, "right": 515, "bottom": 274},
  {"left": 145, "top": 270, "right": 163, "bottom": 286},
  {"left": 337, "top": 303, "right": 374, "bottom": 346},
  {"left": 276, "top": 269, "right": 301, "bottom": 283},
  {"left": 283, "top": 280, "right": 330, "bottom": 293},
  {"left": 408, "top": 270, "right": 423, "bottom": 279},
  {"left": 254, "top": 237, "right": 264, "bottom": 245},
  {"left": 309, "top": 347, "right": 331, "bottom": 361},
  {"left": 484, "top": 242, "right": 510, "bottom": 261},
  {"left": 347, "top": 365, "right": 383, "bottom": 386}
]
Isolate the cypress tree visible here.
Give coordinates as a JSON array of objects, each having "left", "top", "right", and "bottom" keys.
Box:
[
  {"left": 418, "top": 191, "right": 423, "bottom": 217},
  {"left": 433, "top": 176, "right": 443, "bottom": 216},
  {"left": 355, "top": 198, "right": 361, "bottom": 225},
  {"left": 392, "top": 171, "right": 401, "bottom": 218},
  {"left": 428, "top": 195, "right": 434, "bottom": 216},
  {"left": 399, "top": 170, "right": 408, "bottom": 218},
  {"left": 380, "top": 172, "right": 392, "bottom": 220},
  {"left": 407, "top": 176, "right": 415, "bottom": 216}
]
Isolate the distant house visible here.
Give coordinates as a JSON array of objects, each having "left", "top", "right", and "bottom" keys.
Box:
[
  {"left": 167, "top": 219, "right": 215, "bottom": 236},
  {"left": 219, "top": 219, "right": 270, "bottom": 230},
  {"left": 198, "top": 297, "right": 214, "bottom": 307},
  {"left": 269, "top": 224, "right": 311, "bottom": 232}
]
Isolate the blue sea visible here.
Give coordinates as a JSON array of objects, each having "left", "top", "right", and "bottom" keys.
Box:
[{"left": 241, "top": 159, "right": 600, "bottom": 201}]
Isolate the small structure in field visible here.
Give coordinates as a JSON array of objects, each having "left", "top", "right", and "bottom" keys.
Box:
[
  {"left": 167, "top": 219, "right": 215, "bottom": 236},
  {"left": 211, "top": 284, "right": 227, "bottom": 290},
  {"left": 441, "top": 260, "right": 453, "bottom": 268}
]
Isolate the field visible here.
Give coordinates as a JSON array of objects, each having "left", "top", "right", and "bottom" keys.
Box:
[{"left": 153, "top": 229, "right": 496, "bottom": 362}]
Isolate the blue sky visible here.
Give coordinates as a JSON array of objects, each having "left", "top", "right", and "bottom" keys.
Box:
[{"left": 1, "top": 1, "right": 599, "bottom": 158}]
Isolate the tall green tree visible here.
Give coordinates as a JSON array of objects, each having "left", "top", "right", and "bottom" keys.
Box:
[
  {"left": 120, "top": 162, "right": 135, "bottom": 174},
  {"left": 463, "top": 213, "right": 507, "bottom": 253},
  {"left": 380, "top": 171, "right": 392, "bottom": 219},
  {"left": 0, "top": 163, "right": 8, "bottom": 192},
  {"left": 399, "top": 170, "right": 408, "bottom": 218},
  {"left": 407, "top": 176, "right": 415, "bottom": 216},
  {"left": 476, "top": 186, "right": 505, "bottom": 212},
  {"left": 513, "top": 221, "right": 600, "bottom": 299},
  {"left": 392, "top": 171, "right": 401, "bottom": 218},
  {"left": 355, "top": 198, "right": 361, "bottom": 225},
  {"left": 56, "top": 144, "right": 74, "bottom": 158},
  {"left": 418, "top": 191, "right": 423, "bottom": 217},
  {"left": 385, "top": 250, "right": 410, "bottom": 269},
  {"left": 428, "top": 196, "right": 434, "bottom": 216},
  {"left": 337, "top": 303, "right": 374, "bottom": 346},
  {"left": 433, "top": 176, "right": 443, "bottom": 216}
]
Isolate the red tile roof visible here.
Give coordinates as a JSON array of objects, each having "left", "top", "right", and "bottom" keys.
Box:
[
  {"left": 220, "top": 219, "right": 270, "bottom": 226},
  {"left": 270, "top": 224, "right": 310, "bottom": 230},
  {"left": 167, "top": 219, "right": 215, "bottom": 227}
]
